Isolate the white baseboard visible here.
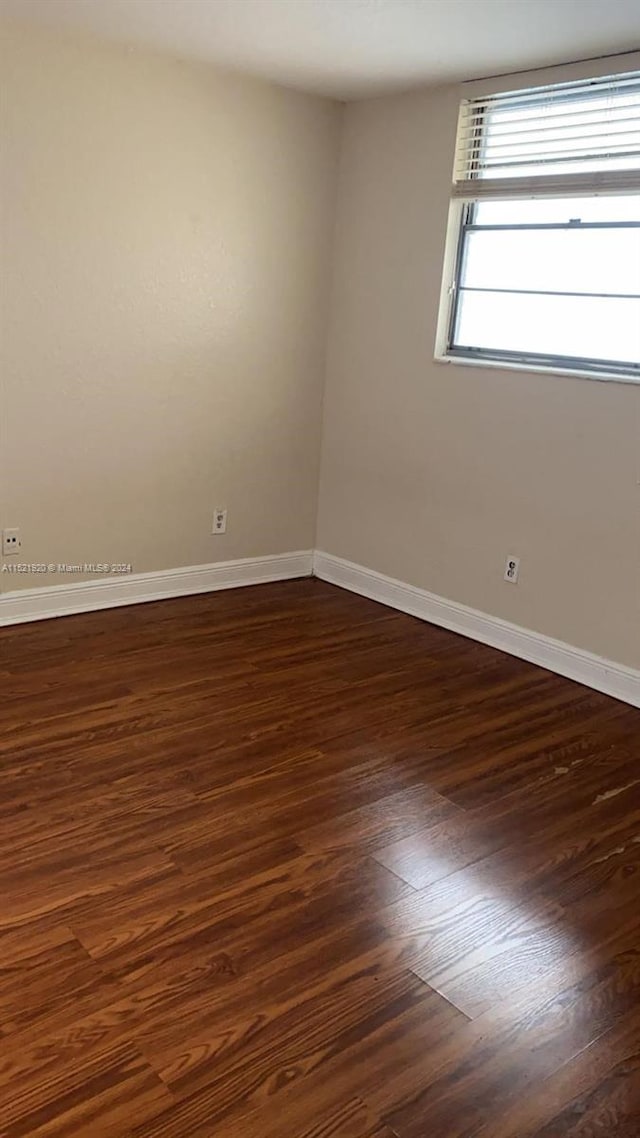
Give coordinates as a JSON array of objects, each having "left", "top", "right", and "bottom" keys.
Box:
[
  {"left": 0, "top": 551, "right": 313, "bottom": 627},
  {"left": 313, "top": 550, "right": 640, "bottom": 709},
  {"left": 2, "top": 546, "right": 638, "bottom": 710}
]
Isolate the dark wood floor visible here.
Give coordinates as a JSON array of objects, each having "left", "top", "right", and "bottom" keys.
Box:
[{"left": 0, "top": 578, "right": 639, "bottom": 1137}]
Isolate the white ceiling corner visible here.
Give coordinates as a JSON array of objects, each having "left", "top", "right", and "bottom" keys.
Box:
[{"left": 1, "top": 0, "right": 639, "bottom": 99}]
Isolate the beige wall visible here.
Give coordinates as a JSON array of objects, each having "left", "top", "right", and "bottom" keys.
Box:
[
  {"left": 0, "top": 21, "right": 341, "bottom": 589},
  {"left": 317, "top": 70, "right": 640, "bottom": 669},
  {"left": 2, "top": 24, "right": 638, "bottom": 670}
]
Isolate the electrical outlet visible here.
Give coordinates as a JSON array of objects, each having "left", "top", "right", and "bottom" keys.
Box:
[
  {"left": 2, "top": 528, "right": 21, "bottom": 556},
  {"left": 504, "top": 555, "right": 520, "bottom": 584},
  {"left": 212, "top": 508, "right": 227, "bottom": 535}
]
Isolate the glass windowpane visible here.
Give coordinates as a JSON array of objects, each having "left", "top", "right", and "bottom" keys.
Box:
[
  {"left": 454, "top": 291, "right": 640, "bottom": 364},
  {"left": 460, "top": 228, "right": 640, "bottom": 295}
]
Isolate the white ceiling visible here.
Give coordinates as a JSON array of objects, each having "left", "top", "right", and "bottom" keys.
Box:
[{"left": 2, "top": 0, "right": 639, "bottom": 100}]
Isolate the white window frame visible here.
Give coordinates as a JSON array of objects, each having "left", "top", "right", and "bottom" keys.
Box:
[{"left": 435, "top": 65, "right": 640, "bottom": 385}]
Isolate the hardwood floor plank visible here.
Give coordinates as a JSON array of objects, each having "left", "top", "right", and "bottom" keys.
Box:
[
  {"left": 377, "top": 791, "right": 640, "bottom": 1018},
  {"left": 384, "top": 916, "right": 640, "bottom": 1136},
  {"left": 72, "top": 849, "right": 411, "bottom": 993},
  {"left": 296, "top": 1096, "right": 398, "bottom": 1138},
  {"left": 129, "top": 971, "right": 462, "bottom": 1138},
  {"left": 0, "top": 1039, "right": 173, "bottom": 1137},
  {"left": 485, "top": 1015, "right": 640, "bottom": 1137},
  {"left": 529, "top": 1047, "right": 640, "bottom": 1137},
  {"left": 0, "top": 578, "right": 638, "bottom": 1136},
  {"left": 298, "top": 782, "right": 461, "bottom": 856},
  {"left": 0, "top": 928, "right": 116, "bottom": 1036},
  {"left": 373, "top": 743, "right": 639, "bottom": 893}
]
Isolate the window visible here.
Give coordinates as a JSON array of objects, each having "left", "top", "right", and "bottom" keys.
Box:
[{"left": 442, "top": 72, "right": 640, "bottom": 380}]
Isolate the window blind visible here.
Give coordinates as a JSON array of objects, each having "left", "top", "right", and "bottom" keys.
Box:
[{"left": 453, "top": 71, "right": 640, "bottom": 201}]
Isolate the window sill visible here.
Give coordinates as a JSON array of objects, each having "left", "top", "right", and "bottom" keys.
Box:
[{"left": 434, "top": 353, "right": 640, "bottom": 386}]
